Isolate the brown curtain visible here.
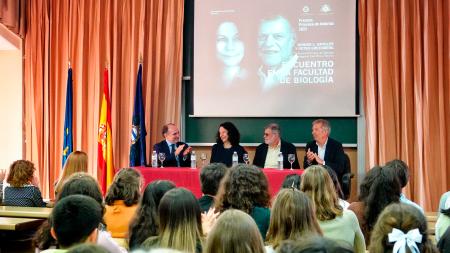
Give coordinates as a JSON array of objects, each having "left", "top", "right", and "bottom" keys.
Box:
[
  {"left": 359, "top": 0, "right": 449, "bottom": 211},
  {"left": 0, "top": 0, "right": 26, "bottom": 37},
  {"left": 23, "top": 0, "right": 184, "bottom": 198}
]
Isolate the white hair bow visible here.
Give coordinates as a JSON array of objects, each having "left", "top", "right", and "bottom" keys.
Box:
[{"left": 388, "top": 228, "right": 422, "bottom": 253}]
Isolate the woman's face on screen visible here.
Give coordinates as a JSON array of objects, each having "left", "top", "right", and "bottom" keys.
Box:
[
  {"left": 216, "top": 22, "right": 245, "bottom": 67},
  {"left": 219, "top": 127, "right": 229, "bottom": 144}
]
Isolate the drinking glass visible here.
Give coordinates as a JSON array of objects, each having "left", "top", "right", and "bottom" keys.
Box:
[
  {"left": 200, "top": 153, "right": 207, "bottom": 167},
  {"left": 243, "top": 154, "right": 249, "bottom": 164},
  {"left": 288, "top": 154, "right": 295, "bottom": 170},
  {"left": 158, "top": 152, "right": 166, "bottom": 168}
]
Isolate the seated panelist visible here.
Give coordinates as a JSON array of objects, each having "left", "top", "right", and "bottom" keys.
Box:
[
  {"left": 153, "top": 123, "right": 192, "bottom": 167},
  {"left": 253, "top": 123, "right": 300, "bottom": 169},
  {"left": 210, "top": 121, "right": 247, "bottom": 167}
]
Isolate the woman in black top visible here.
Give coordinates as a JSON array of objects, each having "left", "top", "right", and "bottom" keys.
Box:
[{"left": 210, "top": 122, "right": 247, "bottom": 167}]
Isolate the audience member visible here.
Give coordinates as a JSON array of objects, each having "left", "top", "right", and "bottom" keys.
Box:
[
  {"left": 369, "top": 203, "right": 438, "bottom": 253},
  {"left": 301, "top": 165, "right": 365, "bottom": 253},
  {"left": 104, "top": 168, "right": 142, "bottom": 238},
  {"left": 215, "top": 164, "right": 271, "bottom": 239},
  {"left": 198, "top": 163, "right": 227, "bottom": 212},
  {"left": 3, "top": 160, "right": 46, "bottom": 207},
  {"left": 204, "top": 209, "right": 265, "bottom": 253},
  {"left": 281, "top": 174, "right": 301, "bottom": 190},
  {"left": 438, "top": 226, "right": 450, "bottom": 253},
  {"left": 265, "top": 189, "right": 322, "bottom": 253},
  {"left": 54, "top": 151, "right": 88, "bottom": 196},
  {"left": 303, "top": 119, "right": 345, "bottom": 182},
  {"left": 278, "top": 236, "right": 355, "bottom": 253},
  {"left": 436, "top": 192, "right": 450, "bottom": 241},
  {"left": 324, "top": 165, "right": 349, "bottom": 209},
  {"left": 141, "top": 188, "right": 204, "bottom": 253},
  {"left": 385, "top": 159, "right": 424, "bottom": 212},
  {"left": 66, "top": 244, "right": 108, "bottom": 253},
  {"left": 210, "top": 122, "right": 247, "bottom": 167},
  {"left": 253, "top": 123, "right": 300, "bottom": 169},
  {"left": 33, "top": 173, "right": 126, "bottom": 253},
  {"left": 153, "top": 123, "right": 192, "bottom": 167},
  {"left": 41, "top": 195, "right": 103, "bottom": 253},
  {"left": 128, "top": 180, "right": 176, "bottom": 250},
  {"left": 348, "top": 166, "right": 401, "bottom": 245}
]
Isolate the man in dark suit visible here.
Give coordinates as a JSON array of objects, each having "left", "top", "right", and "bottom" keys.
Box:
[
  {"left": 153, "top": 123, "right": 192, "bottom": 167},
  {"left": 253, "top": 123, "right": 300, "bottom": 169},
  {"left": 303, "top": 119, "right": 345, "bottom": 178}
]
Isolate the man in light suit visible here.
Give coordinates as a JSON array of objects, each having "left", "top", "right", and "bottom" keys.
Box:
[
  {"left": 253, "top": 123, "right": 300, "bottom": 169},
  {"left": 303, "top": 119, "right": 345, "bottom": 179},
  {"left": 153, "top": 123, "right": 192, "bottom": 167}
]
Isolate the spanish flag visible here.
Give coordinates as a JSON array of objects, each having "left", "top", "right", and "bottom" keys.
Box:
[{"left": 98, "top": 67, "right": 114, "bottom": 194}]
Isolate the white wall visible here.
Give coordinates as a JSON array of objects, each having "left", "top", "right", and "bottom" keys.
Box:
[{"left": 0, "top": 49, "right": 22, "bottom": 170}]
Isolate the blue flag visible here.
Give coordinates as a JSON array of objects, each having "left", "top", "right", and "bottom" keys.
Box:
[
  {"left": 130, "top": 64, "right": 147, "bottom": 166},
  {"left": 62, "top": 67, "right": 73, "bottom": 167}
]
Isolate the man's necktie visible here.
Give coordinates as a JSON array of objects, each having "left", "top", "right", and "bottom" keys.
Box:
[{"left": 171, "top": 144, "right": 180, "bottom": 167}]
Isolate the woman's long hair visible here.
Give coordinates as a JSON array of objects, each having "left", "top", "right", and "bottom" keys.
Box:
[
  {"left": 128, "top": 180, "right": 175, "bottom": 250},
  {"left": 215, "top": 121, "right": 241, "bottom": 146},
  {"left": 55, "top": 151, "right": 88, "bottom": 194},
  {"left": 216, "top": 164, "right": 270, "bottom": 213},
  {"left": 369, "top": 203, "right": 438, "bottom": 253},
  {"left": 157, "top": 188, "right": 203, "bottom": 252},
  {"left": 266, "top": 189, "right": 323, "bottom": 249},
  {"left": 204, "top": 209, "right": 265, "bottom": 253},
  {"left": 300, "top": 165, "right": 343, "bottom": 221}
]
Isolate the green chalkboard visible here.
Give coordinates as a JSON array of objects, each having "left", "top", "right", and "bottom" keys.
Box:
[{"left": 183, "top": 85, "right": 357, "bottom": 144}]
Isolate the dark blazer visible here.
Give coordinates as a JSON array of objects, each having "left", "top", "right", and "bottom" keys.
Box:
[
  {"left": 153, "top": 140, "right": 191, "bottom": 167},
  {"left": 303, "top": 137, "right": 345, "bottom": 176},
  {"left": 253, "top": 139, "right": 300, "bottom": 169},
  {"left": 210, "top": 144, "right": 247, "bottom": 167}
]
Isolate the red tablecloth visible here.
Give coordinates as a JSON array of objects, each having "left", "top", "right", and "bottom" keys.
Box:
[{"left": 135, "top": 167, "right": 303, "bottom": 198}]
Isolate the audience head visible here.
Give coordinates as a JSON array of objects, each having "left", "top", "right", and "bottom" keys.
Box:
[
  {"left": 301, "top": 165, "right": 343, "bottom": 221},
  {"left": 200, "top": 163, "right": 228, "bottom": 196},
  {"left": 162, "top": 123, "right": 180, "bottom": 143},
  {"left": 311, "top": 119, "right": 331, "bottom": 144},
  {"left": 105, "top": 168, "right": 142, "bottom": 206},
  {"left": 7, "top": 160, "right": 35, "bottom": 187},
  {"left": 358, "top": 166, "right": 382, "bottom": 201},
  {"left": 217, "top": 164, "right": 270, "bottom": 213},
  {"left": 56, "top": 151, "right": 88, "bottom": 193},
  {"left": 264, "top": 123, "right": 281, "bottom": 146},
  {"left": 363, "top": 166, "right": 401, "bottom": 231},
  {"left": 204, "top": 209, "right": 265, "bottom": 253},
  {"left": 50, "top": 195, "right": 103, "bottom": 248},
  {"left": 158, "top": 188, "right": 203, "bottom": 252},
  {"left": 281, "top": 174, "right": 301, "bottom": 190},
  {"left": 266, "top": 189, "right": 323, "bottom": 249},
  {"left": 278, "top": 236, "right": 354, "bottom": 253},
  {"left": 323, "top": 165, "right": 344, "bottom": 199},
  {"left": 216, "top": 121, "right": 241, "bottom": 146},
  {"left": 66, "top": 244, "right": 108, "bottom": 253},
  {"left": 385, "top": 159, "right": 409, "bottom": 188},
  {"left": 369, "top": 203, "right": 438, "bottom": 253},
  {"left": 128, "top": 180, "right": 176, "bottom": 250}
]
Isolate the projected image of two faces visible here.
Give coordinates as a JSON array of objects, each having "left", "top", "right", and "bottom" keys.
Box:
[{"left": 215, "top": 16, "right": 295, "bottom": 71}]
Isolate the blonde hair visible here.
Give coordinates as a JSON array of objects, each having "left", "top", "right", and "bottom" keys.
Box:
[
  {"left": 266, "top": 189, "right": 323, "bottom": 249},
  {"left": 369, "top": 203, "right": 438, "bottom": 253},
  {"left": 204, "top": 209, "right": 265, "bottom": 253},
  {"left": 55, "top": 151, "right": 88, "bottom": 194},
  {"left": 301, "top": 165, "right": 343, "bottom": 221}
]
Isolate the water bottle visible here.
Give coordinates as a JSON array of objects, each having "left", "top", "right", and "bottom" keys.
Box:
[
  {"left": 232, "top": 151, "right": 238, "bottom": 167},
  {"left": 191, "top": 151, "right": 197, "bottom": 169},
  {"left": 151, "top": 151, "right": 158, "bottom": 168},
  {"left": 277, "top": 152, "right": 284, "bottom": 170}
]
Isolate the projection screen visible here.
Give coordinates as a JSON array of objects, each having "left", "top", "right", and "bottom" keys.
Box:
[{"left": 193, "top": 0, "right": 357, "bottom": 117}]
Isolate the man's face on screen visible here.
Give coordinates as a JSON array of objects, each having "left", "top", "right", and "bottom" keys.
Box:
[
  {"left": 258, "top": 17, "right": 295, "bottom": 68},
  {"left": 165, "top": 125, "right": 180, "bottom": 143},
  {"left": 216, "top": 22, "right": 245, "bottom": 67}
]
